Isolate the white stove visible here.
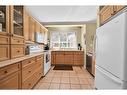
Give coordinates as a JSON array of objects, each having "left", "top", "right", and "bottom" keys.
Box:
[{"left": 43, "top": 50, "right": 51, "bottom": 76}]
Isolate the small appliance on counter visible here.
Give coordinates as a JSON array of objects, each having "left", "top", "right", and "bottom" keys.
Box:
[
  {"left": 25, "top": 44, "right": 43, "bottom": 55},
  {"left": 78, "top": 43, "right": 82, "bottom": 50},
  {"left": 44, "top": 44, "right": 49, "bottom": 50}
]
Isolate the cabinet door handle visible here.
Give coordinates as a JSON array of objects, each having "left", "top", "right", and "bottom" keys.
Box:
[
  {"left": 28, "top": 83, "right": 31, "bottom": 86},
  {"left": 28, "top": 71, "right": 31, "bottom": 73},
  {"left": 17, "top": 40, "right": 20, "bottom": 43},
  {"left": 4, "top": 71, "right": 8, "bottom": 74},
  {"left": 17, "top": 50, "right": 20, "bottom": 53}
]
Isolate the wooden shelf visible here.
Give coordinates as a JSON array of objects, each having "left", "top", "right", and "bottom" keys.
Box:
[
  {"left": 13, "top": 21, "right": 23, "bottom": 28},
  {"left": 14, "top": 9, "right": 23, "bottom": 16}
]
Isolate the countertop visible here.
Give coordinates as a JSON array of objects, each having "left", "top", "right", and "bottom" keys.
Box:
[
  {"left": 51, "top": 50, "right": 84, "bottom": 52},
  {"left": 0, "top": 52, "right": 44, "bottom": 68}
]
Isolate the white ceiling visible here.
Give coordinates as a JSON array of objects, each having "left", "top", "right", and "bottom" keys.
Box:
[{"left": 25, "top": 6, "right": 98, "bottom": 25}]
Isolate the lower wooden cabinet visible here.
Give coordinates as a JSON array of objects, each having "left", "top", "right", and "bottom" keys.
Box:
[
  {"left": 73, "top": 52, "right": 84, "bottom": 65},
  {"left": 64, "top": 53, "right": 73, "bottom": 65},
  {"left": 0, "top": 71, "right": 21, "bottom": 89},
  {"left": 51, "top": 51, "right": 84, "bottom": 66},
  {"left": 0, "top": 45, "right": 10, "bottom": 62},
  {"left": 0, "top": 62, "right": 21, "bottom": 89},
  {"left": 22, "top": 68, "right": 42, "bottom": 89},
  {"left": 51, "top": 51, "right": 55, "bottom": 64},
  {"left": 0, "top": 54, "right": 43, "bottom": 89},
  {"left": 22, "top": 55, "right": 43, "bottom": 89},
  {"left": 55, "top": 52, "right": 64, "bottom": 64}
]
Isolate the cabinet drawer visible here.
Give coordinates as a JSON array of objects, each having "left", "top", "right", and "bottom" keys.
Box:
[
  {"left": 36, "top": 55, "right": 43, "bottom": 61},
  {"left": 74, "top": 51, "right": 84, "bottom": 55},
  {"left": 11, "top": 37, "right": 25, "bottom": 45},
  {"left": 22, "top": 57, "right": 36, "bottom": 68},
  {"left": 0, "top": 62, "right": 20, "bottom": 80},
  {"left": 0, "top": 45, "right": 10, "bottom": 62},
  {"left": 64, "top": 51, "right": 74, "bottom": 54},
  {"left": 0, "top": 71, "right": 20, "bottom": 89},
  {"left": 100, "top": 6, "right": 114, "bottom": 24},
  {"left": 22, "top": 57, "right": 42, "bottom": 82},
  {"left": 55, "top": 51, "right": 64, "bottom": 55},
  {"left": 22, "top": 62, "right": 35, "bottom": 82},
  {"left": 0, "top": 35, "right": 9, "bottom": 44},
  {"left": 35, "top": 58, "right": 43, "bottom": 68},
  {"left": 11, "top": 45, "right": 25, "bottom": 59},
  {"left": 22, "top": 68, "right": 42, "bottom": 89}
]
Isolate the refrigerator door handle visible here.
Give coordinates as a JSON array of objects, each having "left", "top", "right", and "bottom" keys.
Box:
[{"left": 96, "top": 66, "right": 122, "bottom": 85}]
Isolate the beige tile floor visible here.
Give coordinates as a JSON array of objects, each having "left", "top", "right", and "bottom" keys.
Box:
[{"left": 34, "top": 66, "right": 95, "bottom": 90}]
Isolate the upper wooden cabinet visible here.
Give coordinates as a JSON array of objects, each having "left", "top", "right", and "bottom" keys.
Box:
[
  {"left": 24, "top": 9, "right": 29, "bottom": 41},
  {"left": 0, "top": 45, "right": 10, "bottom": 61},
  {"left": 0, "top": 6, "right": 9, "bottom": 34},
  {"left": 10, "top": 6, "right": 24, "bottom": 37},
  {"left": 99, "top": 5, "right": 125, "bottom": 25},
  {"left": 114, "top": 6, "right": 125, "bottom": 13},
  {"left": 29, "top": 17, "right": 35, "bottom": 42},
  {"left": 99, "top": 6, "right": 114, "bottom": 25},
  {"left": 35, "top": 22, "right": 41, "bottom": 32}
]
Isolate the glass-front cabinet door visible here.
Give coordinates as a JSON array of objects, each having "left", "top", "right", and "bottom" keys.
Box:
[
  {"left": 10, "top": 6, "right": 24, "bottom": 37},
  {"left": 0, "top": 6, "right": 9, "bottom": 34}
]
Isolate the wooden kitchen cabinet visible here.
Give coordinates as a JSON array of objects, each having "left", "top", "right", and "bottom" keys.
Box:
[
  {"left": 35, "top": 22, "right": 41, "bottom": 32},
  {"left": 0, "top": 45, "right": 10, "bottom": 61},
  {"left": 0, "top": 6, "right": 10, "bottom": 61},
  {"left": 0, "top": 71, "right": 21, "bottom": 89},
  {"left": 11, "top": 36, "right": 24, "bottom": 45},
  {"left": 114, "top": 6, "right": 125, "bottom": 13},
  {"left": 22, "top": 58, "right": 36, "bottom": 82},
  {"left": 22, "top": 68, "right": 42, "bottom": 89},
  {"left": 73, "top": 52, "right": 84, "bottom": 65},
  {"left": 55, "top": 52, "right": 65, "bottom": 64},
  {"left": 0, "top": 6, "right": 9, "bottom": 34},
  {"left": 29, "top": 17, "right": 35, "bottom": 42},
  {"left": 99, "top": 5, "right": 125, "bottom": 25},
  {"left": 51, "top": 51, "right": 84, "bottom": 66},
  {"left": 22, "top": 55, "right": 43, "bottom": 89},
  {"left": 0, "top": 54, "right": 43, "bottom": 89},
  {"left": 100, "top": 6, "right": 114, "bottom": 25},
  {"left": 0, "top": 35, "right": 9, "bottom": 44},
  {"left": 24, "top": 9, "right": 30, "bottom": 41},
  {"left": 64, "top": 52, "right": 74, "bottom": 65},
  {"left": 0, "top": 62, "right": 21, "bottom": 89},
  {"left": 10, "top": 6, "right": 24, "bottom": 37},
  {"left": 11, "top": 45, "right": 25, "bottom": 59},
  {"left": 51, "top": 51, "right": 56, "bottom": 64}
]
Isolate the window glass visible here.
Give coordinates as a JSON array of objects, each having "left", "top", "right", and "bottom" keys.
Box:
[{"left": 50, "top": 31, "right": 77, "bottom": 49}]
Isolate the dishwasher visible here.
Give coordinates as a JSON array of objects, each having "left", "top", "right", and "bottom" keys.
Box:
[{"left": 86, "top": 53, "right": 93, "bottom": 75}]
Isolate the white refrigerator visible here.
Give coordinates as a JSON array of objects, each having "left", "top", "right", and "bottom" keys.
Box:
[{"left": 95, "top": 11, "right": 127, "bottom": 89}]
